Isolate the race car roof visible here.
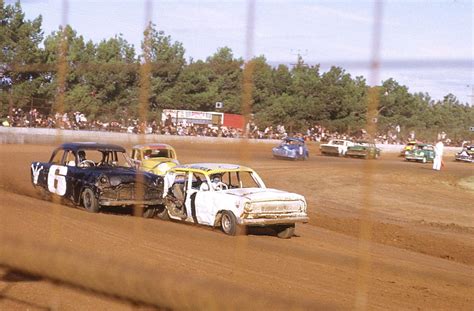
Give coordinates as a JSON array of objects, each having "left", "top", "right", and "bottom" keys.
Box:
[
  {"left": 58, "top": 142, "right": 126, "bottom": 152},
  {"left": 133, "top": 143, "right": 175, "bottom": 150},
  {"left": 283, "top": 137, "right": 304, "bottom": 143},
  {"left": 171, "top": 163, "right": 254, "bottom": 174}
]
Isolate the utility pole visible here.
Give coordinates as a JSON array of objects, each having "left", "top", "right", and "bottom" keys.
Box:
[
  {"left": 290, "top": 49, "right": 308, "bottom": 67},
  {"left": 467, "top": 84, "right": 474, "bottom": 106}
]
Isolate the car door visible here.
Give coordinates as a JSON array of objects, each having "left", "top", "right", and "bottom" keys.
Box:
[
  {"left": 62, "top": 149, "right": 84, "bottom": 202},
  {"left": 184, "top": 172, "right": 215, "bottom": 226},
  {"left": 46, "top": 149, "right": 69, "bottom": 197}
]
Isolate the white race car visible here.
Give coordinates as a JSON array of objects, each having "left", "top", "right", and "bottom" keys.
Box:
[
  {"left": 158, "top": 163, "right": 309, "bottom": 238},
  {"left": 320, "top": 139, "right": 354, "bottom": 156}
]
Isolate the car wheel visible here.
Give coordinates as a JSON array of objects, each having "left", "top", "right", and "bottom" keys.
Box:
[
  {"left": 142, "top": 207, "right": 156, "bottom": 218},
  {"left": 37, "top": 187, "right": 52, "bottom": 201},
  {"left": 82, "top": 188, "right": 99, "bottom": 213},
  {"left": 220, "top": 211, "right": 244, "bottom": 236},
  {"left": 156, "top": 205, "right": 170, "bottom": 220},
  {"left": 274, "top": 224, "right": 295, "bottom": 239}
]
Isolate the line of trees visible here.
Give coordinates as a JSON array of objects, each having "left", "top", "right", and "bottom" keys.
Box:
[{"left": 1, "top": 1, "right": 473, "bottom": 141}]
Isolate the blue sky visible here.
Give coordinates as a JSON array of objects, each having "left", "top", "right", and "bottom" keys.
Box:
[{"left": 11, "top": 0, "right": 474, "bottom": 104}]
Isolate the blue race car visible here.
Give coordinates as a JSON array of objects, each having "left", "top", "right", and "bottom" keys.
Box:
[{"left": 272, "top": 137, "right": 309, "bottom": 160}]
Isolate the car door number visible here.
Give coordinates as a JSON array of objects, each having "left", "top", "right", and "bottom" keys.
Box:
[{"left": 48, "top": 165, "right": 68, "bottom": 196}]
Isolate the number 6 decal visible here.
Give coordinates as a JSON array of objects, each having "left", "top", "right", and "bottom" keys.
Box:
[{"left": 48, "top": 165, "right": 68, "bottom": 196}]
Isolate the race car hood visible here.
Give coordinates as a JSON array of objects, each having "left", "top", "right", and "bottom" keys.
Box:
[
  {"left": 95, "top": 167, "right": 159, "bottom": 187},
  {"left": 225, "top": 187, "right": 305, "bottom": 202}
]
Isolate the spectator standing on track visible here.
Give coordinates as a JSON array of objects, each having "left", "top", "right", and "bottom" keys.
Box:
[{"left": 433, "top": 140, "right": 444, "bottom": 171}]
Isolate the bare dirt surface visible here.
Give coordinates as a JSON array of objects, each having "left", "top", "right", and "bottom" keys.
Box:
[{"left": 0, "top": 140, "right": 473, "bottom": 310}]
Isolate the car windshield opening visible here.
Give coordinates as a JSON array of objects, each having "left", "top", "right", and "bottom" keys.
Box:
[
  {"left": 77, "top": 150, "right": 132, "bottom": 168},
  {"left": 227, "top": 171, "right": 261, "bottom": 189},
  {"left": 145, "top": 149, "right": 171, "bottom": 158}
]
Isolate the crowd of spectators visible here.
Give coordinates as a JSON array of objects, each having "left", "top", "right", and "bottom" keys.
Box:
[{"left": 1, "top": 107, "right": 460, "bottom": 145}]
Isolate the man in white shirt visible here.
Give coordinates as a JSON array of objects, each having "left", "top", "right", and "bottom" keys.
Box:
[{"left": 433, "top": 140, "right": 444, "bottom": 171}]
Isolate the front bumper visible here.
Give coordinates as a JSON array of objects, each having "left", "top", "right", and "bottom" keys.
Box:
[
  {"left": 99, "top": 199, "right": 163, "bottom": 206},
  {"left": 274, "top": 154, "right": 300, "bottom": 159},
  {"left": 455, "top": 156, "right": 473, "bottom": 163},
  {"left": 237, "top": 215, "right": 309, "bottom": 226},
  {"left": 320, "top": 147, "right": 341, "bottom": 155},
  {"left": 346, "top": 152, "right": 367, "bottom": 157},
  {"left": 99, "top": 185, "right": 162, "bottom": 206},
  {"left": 405, "top": 155, "right": 424, "bottom": 161}
]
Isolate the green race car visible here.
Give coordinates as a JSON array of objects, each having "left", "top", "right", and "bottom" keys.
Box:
[
  {"left": 404, "top": 144, "right": 435, "bottom": 163},
  {"left": 345, "top": 141, "right": 381, "bottom": 159}
]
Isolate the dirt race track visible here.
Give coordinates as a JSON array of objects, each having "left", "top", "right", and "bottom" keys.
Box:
[{"left": 0, "top": 139, "right": 473, "bottom": 310}]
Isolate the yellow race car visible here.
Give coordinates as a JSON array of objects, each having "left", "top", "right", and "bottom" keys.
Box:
[
  {"left": 131, "top": 144, "right": 179, "bottom": 176},
  {"left": 400, "top": 140, "right": 418, "bottom": 157}
]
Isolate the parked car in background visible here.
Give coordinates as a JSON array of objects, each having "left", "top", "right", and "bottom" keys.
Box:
[
  {"left": 454, "top": 145, "right": 474, "bottom": 163},
  {"left": 400, "top": 140, "right": 418, "bottom": 157},
  {"left": 320, "top": 139, "right": 354, "bottom": 156},
  {"left": 272, "top": 137, "right": 309, "bottom": 160},
  {"left": 159, "top": 163, "right": 309, "bottom": 238},
  {"left": 405, "top": 144, "right": 435, "bottom": 163},
  {"left": 131, "top": 143, "right": 179, "bottom": 175},
  {"left": 345, "top": 140, "right": 381, "bottom": 159},
  {"left": 30, "top": 142, "right": 163, "bottom": 217}
]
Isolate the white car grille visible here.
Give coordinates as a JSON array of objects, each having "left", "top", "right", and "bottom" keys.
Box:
[{"left": 248, "top": 199, "right": 305, "bottom": 214}]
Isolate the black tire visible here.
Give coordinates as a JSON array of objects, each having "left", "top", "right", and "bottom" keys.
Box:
[
  {"left": 82, "top": 188, "right": 99, "bottom": 213},
  {"left": 274, "top": 224, "right": 295, "bottom": 239},
  {"left": 220, "top": 211, "right": 244, "bottom": 236},
  {"left": 142, "top": 207, "right": 156, "bottom": 218},
  {"left": 156, "top": 205, "right": 170, "bottom": 220}
]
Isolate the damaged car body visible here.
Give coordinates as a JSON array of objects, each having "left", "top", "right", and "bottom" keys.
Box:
[
  {"left": 131, "top": 143, "right": 180, "bottom": 176},
  {"left": 320, "top": 139, "right": 354, "bottom": 156},
  {"left": 159, "top": 163, "right": 309, "bottom": 238},
  {"left": 272, "top": 137, "right": 309, "bottom": 160},
  {"left": 454, "top": 144, "right": 474, "bottom": 163},
  {"left": 30, "top": 142, "right": 163, "bottom": 217}
]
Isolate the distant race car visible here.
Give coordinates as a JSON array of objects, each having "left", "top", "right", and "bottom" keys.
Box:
[
  {"left": 30, "top": 142, "right": 163, "bottom": 217},
  {"left": 159, "top": 163, "right": 309, "bottom": 238},
  {"left": 400, "top": 141, "right": 418, "bottom": 157},
  {"left": 272, "top": 137, "right": 309, "bottom": 160},
  {"left": 454, "top": 145, "right": 474, "bottom": 163},
  {"left": 404, "top": 143, "right": 435, "bottom": 163},
  {"left": 320, "top": 139, "right": 354, "bottom": 156},
  {"left": 131, "top": 143, "right": 179, "bottom": 175},
  {"left": 345, "top": 140, "right": 381, "bottom": 159}
]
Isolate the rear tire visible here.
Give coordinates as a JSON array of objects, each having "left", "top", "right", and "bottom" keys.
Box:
[
  {"left": 82, "top": 188, "right": 99, "bottom": 213},
  {"left": 220, "top": 211, "right": 244, "bottom": 236},
  {"left": 274, "top": 224, "right": 295, "bottom": 239},
  {"left": 142, "top": 207, "right": 156, "bottom": 218},
  {"left": 156, "top": 205, "right": 170, "bottom": 220}
]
